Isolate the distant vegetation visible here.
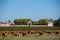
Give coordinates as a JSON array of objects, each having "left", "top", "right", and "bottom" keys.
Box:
[
  {"left": 14, "top": 19, "right": 31, "bottom": 25},
  {"left": 0, "top": 26, "right": 60, "bottom": 31},
  {"left": 14, "top": 18, "right": 60, "bottom": 26},
  {"left": 0, "top": 34, "right": 60, "bottom": 40},
  {"left": 14, "top": 18, "right": 53, "bottom": 25},
  {"left": 54, "top": 18, "right": 60, "bottom": 26}
]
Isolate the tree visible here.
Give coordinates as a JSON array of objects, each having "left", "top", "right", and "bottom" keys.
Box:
[
  {"left": 54, "top": 18, "right": 60, "bottom": 26},
  {"left": 38, "top": 19, "right": 48, "bottom": 25},
  {"left": 32, "top": 21, "right": 38, "bottom": 25},
  {"left": 14, "top": 18, "right": 31, "bottom": 25},
  {"left": 22, "top": 19, "right": 29, "bottom": 25},
  {"left": 14, "top": 19, "right": 21, "bottom": 25},
  {"left": 49, "top": 18, "right": 54, "bottom": 22}
]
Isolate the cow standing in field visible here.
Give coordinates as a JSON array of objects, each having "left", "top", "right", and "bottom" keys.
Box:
[
  {"left": 0, "top": 32, "right": 2, "bottom": 37},
  {"left": 22, "top": 31, "right": 28, "bottom": 36},
  {"left": 39, "top": 32, "right": 43, "bottom": 35},
  {"left": 0, "top": 32, "right": 2, "bottom": 35},
  {"left": 2, "top": 32, "right": 9, "bottom": 37},
  {"left": 11, "top": 32, "right": 20, "bottom": 37}
]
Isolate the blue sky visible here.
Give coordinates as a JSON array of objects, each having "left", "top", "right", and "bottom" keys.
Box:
[{"left": 0, "top": 0, "right": 60, "bottom": 21}]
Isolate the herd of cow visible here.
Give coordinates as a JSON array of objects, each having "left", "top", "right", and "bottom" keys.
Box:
[{"left": 0, "top": 30, "right": 60, "bottom": 37}]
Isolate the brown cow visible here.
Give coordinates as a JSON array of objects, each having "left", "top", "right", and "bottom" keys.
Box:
[
  {"left": 38, "top": 31, "right": 43, "bottom": 36},
  {"left": 22, "top": 31, "right": 28, "bottom": 36},
  {"left": 29, "top": 30, "right": 35, "bottom": 34},
  {"left": 2, "top": 32, "right": 8, "bottom": 37},
  {"left": 11, "top": 32, "right": 20, "bottom": 37},
  {"left": 0, "top": 32, "right": 2, "bottom": 36}
]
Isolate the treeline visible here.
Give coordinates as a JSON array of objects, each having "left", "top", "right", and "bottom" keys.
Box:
[
  {"left": 14, "top": 18, "right": 60, "bottom": 26},
  {"left": 14, "top": 18, "right": 49, "bottom": 25},
  {"left": 54, "top": 18, "right": 60, "bottom": 26},
  {"left": 14, "top": 19, "right": 31, "bottom": 25}
]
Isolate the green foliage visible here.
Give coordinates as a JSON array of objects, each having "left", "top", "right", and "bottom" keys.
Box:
[
  {"left": 32, "top": 21, "right": 38, "bottom": 25},
  {"left": 14, "top": 19, "right": 31, "bottom": 25},
  {"left": 38, "top": 19, "right": 48, "bottom": 25},
  {"left": 0, "top": 33, "right": 60, "bottom": 40},
  {"left": 54, "top": 18, "right": 60, "bottom": 26},
  {"left": 0, "top": 26, "right": 60, "bottom": 31},
  {"left": 14, "top": 18, "right": 60, "bottom": 26},
  {"left": 49, "top": 18, "right": 54, "bottom": 22},
  {"left": 14, "top": 19, "right": 20, "bottom": 25}
]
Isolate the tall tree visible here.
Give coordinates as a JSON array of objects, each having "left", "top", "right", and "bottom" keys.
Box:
[
  {"left": 49, "top": 18, "right": 54, "bottom": 22},
  {"left": 32, "top": 21, "right": 38, "bottom": 25},
  {"left": 14, "top": 18, "right": 31, "bottom": 25},
  {"left": 14, "top": 19, "right": 20, "bottom": 25},
  {"left": 54, "top": 18, "right": 60, "bottom": 26},
  {"left": 38, "top": 19, "right": 48, "bottom": 25}
]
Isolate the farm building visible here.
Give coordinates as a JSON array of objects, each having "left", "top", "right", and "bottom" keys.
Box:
[
  {"left": 0, "top": 21, "right": 14, "bottom": 26},
  {"left": 0, "top": 22, "right": 10, "bottom": 26},
  {"left": 47, "top": 21, "right": 53, "bottom": 27},
  {"left": 27, "top": 20, "right": 32, "bottom": 26}
]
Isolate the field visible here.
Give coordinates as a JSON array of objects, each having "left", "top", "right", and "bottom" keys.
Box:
[
  {"left": 0, "top": 26, "right": 60, "bottom": 31},
  {"left": 0, "top": 33, "right": 60, "bottom": 40},
  {"left": 0, "top": 26, "right": 60, "bottom": 40}
]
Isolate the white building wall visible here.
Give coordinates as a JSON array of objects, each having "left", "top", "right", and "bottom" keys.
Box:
[
  {"left": 0, "top": 24, "right": 10, "bottom": 26},
  {"left": 48, "top": 22, "right": 53, "bottom": 27}
]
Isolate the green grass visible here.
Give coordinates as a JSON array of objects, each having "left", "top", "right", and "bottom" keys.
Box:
[
  {"left": 0, "top": 33, "right": 60, "bottom": 40},
  {"left": 0, "top": 25, "right": 60, "bottom": 40},
  {"left": 0, "top": 26, "right": 60, "bottom": 31}
]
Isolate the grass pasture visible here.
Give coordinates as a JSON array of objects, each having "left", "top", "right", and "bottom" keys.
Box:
[
  {"left": 0, "top": 26, "right": 60, "bottom": 31},
  {"left": 0, "top": 33, "right": 60, "bottom": 40},
  {"left": 0, "top": 26, "right": 60, "bottom": 40}
]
